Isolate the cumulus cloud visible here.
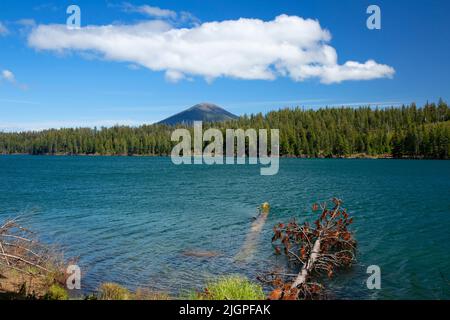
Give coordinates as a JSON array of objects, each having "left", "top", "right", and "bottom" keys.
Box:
[
  {"left": 27, "top": 14, "right": 395, "bottom": 84},
  {"left": 0, "top": 22, "right": 9, "bottom": 36}
]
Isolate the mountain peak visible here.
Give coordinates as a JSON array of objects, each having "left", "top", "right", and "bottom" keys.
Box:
[
  {"left": 158, "top": 103, "right": 238, "bottom": 125},
  {"left": 188, "top": 102, "right": 222, "bottom": 111}
]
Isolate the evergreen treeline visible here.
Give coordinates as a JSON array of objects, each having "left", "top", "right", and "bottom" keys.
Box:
[{"left": 0, "top": 101, "right": 449, "bottom": 159}]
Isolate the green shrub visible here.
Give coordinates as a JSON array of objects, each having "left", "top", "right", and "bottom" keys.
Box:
[
  {"left": 44, "top": 284, "right": 69, "bottom": 300},
  {"left": 192, "top": 275, "right": 265, "bottom": 300},
  {"left": 98, "top": 283, "right": 131, "bottom": 300}
]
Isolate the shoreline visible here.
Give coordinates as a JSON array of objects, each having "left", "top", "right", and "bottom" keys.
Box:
[{"left": 0, "top": 152, "right": 446, "bottom": 160}]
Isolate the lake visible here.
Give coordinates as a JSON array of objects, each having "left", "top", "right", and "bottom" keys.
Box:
[{"left": 0, "top": 155, "right": 449, "bottom": 299}]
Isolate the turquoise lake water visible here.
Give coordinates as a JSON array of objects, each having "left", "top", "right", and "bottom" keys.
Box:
[{"left": 0, "top": 155, "right": 449, "bottom": 299}]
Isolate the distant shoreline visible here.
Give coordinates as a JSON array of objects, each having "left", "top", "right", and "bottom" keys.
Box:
[{"left": 0, "top": 152, "right": 446, "bottom": 160}]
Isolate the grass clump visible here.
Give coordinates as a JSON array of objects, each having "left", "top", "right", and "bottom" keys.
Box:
[
  {"left": 98, "top": 282, "right": 132, "bottom": 300},
  {"left": 134, "top": 288, "right": 170, "bottom": 300},
  {"left": 44, "top": 284, "right": 69, "bottom": 300},
  {"left": 191, "top": 275, "right": 265, "bottom": 300},
  {"left": 96, "top": 283, "right": 171, "bottom": 300}
]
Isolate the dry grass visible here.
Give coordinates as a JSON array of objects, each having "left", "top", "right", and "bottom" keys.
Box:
[
  {"left": 0, "top": 217, "right": 69, "bottom": 299},
  {"left": 97, "top": 283, "right": 171, "bottom": 300},
  {"left": 98, "top": 282, "right": 132, "bottom": 300},
  {"left": 0, "top": 267, "right": 49, "bottom": 299}
]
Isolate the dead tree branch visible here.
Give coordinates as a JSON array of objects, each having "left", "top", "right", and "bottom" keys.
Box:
[
  {"left": 0, "top": 217, "right": 65, "bottom": 285},
  {"left": 266, "top": 198, "right": 357, "bottom": 300}
]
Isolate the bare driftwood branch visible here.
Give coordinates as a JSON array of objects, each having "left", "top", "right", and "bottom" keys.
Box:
[
  {"left": 0, "top": 217, "right": 63, "bottom": 280},
  {"left": 0, "top": 242, "right": 10, "bottom": 266}
]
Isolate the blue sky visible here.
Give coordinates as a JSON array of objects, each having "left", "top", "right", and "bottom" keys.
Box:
[{"left": 0, "top": 0, "right": 449, "bottom": 131}]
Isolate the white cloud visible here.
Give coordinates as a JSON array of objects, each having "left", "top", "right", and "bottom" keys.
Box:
[
  {"left": 27, "top": 14, "right": 395, "bottom": 84},
  {"left": 1, "top": 69, "right": 28, "bottom": 89},
  {"left": 16, "top": 19, "right": 36, "bottom": 27},
  {"left": 121, "top": 2, "right": 177, "bottom": 19},
  {"left": 178, "top": 11, "right": 201, "bottom": 26},
  {"left": 1, "top": 70, "right": 16, "bottom": 83},
  {"left": 127, "top": 63, "right": 140, "bottom": 70},
  {"left": 117, "top": 2, "right": 199, "bottom": 26},
  {"left": 33, "top": 3, "right": 60, "bottom": 12},
  {"left": 0, "top": 22, "right": 9, "bottom": 36},
  {"left": 14, "top": 19, "right": 37, "bottom": 36}
]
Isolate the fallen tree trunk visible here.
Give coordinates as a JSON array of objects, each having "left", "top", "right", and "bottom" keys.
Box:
[
  {"left": 234, "top": 202, "right": 270, "bottom": 262},
  {"left": 290, "top": 238, "right": 320, "bottom": 289},
  {"left": 290, "top": 200, "right": 343, "bottom": 290}
]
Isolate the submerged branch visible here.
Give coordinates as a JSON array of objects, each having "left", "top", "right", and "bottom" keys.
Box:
[{"left": 267, "top": 198, "right": 357, "bottom": 300}]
